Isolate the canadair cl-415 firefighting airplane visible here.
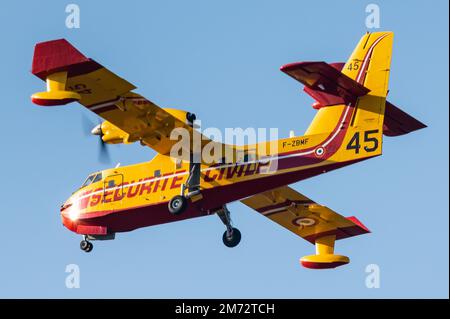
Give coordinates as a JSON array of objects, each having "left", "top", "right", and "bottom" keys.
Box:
[{"left": 31, "top": 32, "right": 425, "bottom": 269}]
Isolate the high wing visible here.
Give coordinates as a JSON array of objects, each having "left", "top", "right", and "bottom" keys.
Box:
[
  {"left": 240, "top": 186, "right": 370, "bottom": 269},
  {"left": 31, "top": 39, "right": 232, "bottom": 161}
]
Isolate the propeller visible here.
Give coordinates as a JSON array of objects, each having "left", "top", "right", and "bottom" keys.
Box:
[{"left": 81, "top": 113, "right": 111, "bottom": 163}]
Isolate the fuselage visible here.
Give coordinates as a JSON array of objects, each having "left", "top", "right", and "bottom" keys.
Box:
[{"left": 60, "top": 104, "right": 373, "bottom": 236}]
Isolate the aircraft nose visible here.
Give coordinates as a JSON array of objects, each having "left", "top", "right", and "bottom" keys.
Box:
[{"left": 60, "top": 201, "right": 72, "bottom": 212}]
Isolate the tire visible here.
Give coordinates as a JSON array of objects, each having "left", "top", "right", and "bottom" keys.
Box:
[
  {"left": 222, "top": 227, "right": 241, "bottom": 248},
  {"left": 80, "top": 240, "right": 89, "bottom": 251},
  {"left": 85, "top": 242, "right": 93, "bottom": 253},
  {"left": 168, "top": 195, "right": 188, "bottom": 215}
]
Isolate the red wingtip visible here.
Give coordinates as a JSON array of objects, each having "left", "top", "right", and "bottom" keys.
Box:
[
  {"left": 31, "top": 39, "right": 93, "bottom": 80},
  {"left": 346, "top": 216, "right": 371, "bottom": 233}
]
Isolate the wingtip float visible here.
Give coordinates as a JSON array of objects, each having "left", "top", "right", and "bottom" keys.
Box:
[{"left": 31, "top": 31, "right": 425, "bottom": 269}]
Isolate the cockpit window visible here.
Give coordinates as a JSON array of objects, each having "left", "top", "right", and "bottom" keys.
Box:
[
  {"left": 92, "top": 173, "right": 102, "bottom": 183},
  {"left": 81, "top": 173, "right": 102, "bottom": 188}
]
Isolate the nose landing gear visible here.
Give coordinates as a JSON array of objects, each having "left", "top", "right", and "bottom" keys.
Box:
[
  {"left": 78, "top": 234, "right": 114, "bottom": 253},
  {"left": 80, "top": 236, "right": 93, "bottom": 253}
]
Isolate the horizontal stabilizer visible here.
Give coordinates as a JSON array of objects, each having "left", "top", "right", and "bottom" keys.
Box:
[
  {"left": 384, "top": 101, "right": 427, "bottom": 136},
  {"left": 280, "top": 61, "right": 370, "bottom": 105}
]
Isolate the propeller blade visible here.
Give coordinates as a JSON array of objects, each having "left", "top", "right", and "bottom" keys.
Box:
[
  {"left": 81, "top": 113, "right": 111, "bottom": 163},
  {"left": 98, "top": 137, "right": 111, "bottom": 164},
  {"left": 81, "top": 113, "right": 96, "bottom": 137}
]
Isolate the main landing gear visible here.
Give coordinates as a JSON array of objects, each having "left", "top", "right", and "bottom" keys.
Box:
[
  {"left": 168, "top": 112, "right": 202, "bottom": 216},
  {"left": 168, "top": 195, "right": 188, "bottom": 215},
  {"left": 217, "top": 206, "right": 241, "bottom": 248},
  {"left": 168, "top": 152, "right": 201, "bottom": 216},
  {"left": 167, "top": 161, "right": 200, "bottom": 216},
  {"left": 80, "top": 236, "right": 93, "bottom": 253}
]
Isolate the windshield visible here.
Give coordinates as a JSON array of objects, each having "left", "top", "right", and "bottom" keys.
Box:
[{"left": 81, "top": 172, "right": 102, "bottom": 188}]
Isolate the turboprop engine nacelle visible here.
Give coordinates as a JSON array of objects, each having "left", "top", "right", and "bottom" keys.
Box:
[
  {"left": 92, "top": 121, "right": 131, "bottom": 144},
  {"left": 93, "top": 108, "right": 196, "bottom": 145}
]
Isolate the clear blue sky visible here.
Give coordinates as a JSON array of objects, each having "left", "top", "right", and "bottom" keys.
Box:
[{"left": 0, "top": 0, "right": 448, "bottom": 298}]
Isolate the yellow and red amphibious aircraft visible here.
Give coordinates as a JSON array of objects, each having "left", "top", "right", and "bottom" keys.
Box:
[{"left": 31, "top": 32, "right": 425, "bottom": 269}]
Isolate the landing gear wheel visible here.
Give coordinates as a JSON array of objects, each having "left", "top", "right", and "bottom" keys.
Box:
[
  {"left": 168, "top": 195, "right": 188, "bottom": 215},
  {"left": 222, "top": 227, "right": 241, "bottom": 248},
  {"left": 85, "top": 242, "right": 93, "bottom": 253},
  {"left": 80, "top": 240, "right": 93, "bottom": 252},
  {"left": 80, "top": 240, "right": 89, "bottom": 251}
]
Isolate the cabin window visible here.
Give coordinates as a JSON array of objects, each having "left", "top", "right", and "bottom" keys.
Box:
[
  {"left": 154, "top": 170, "right": 161, "bottom": 177},
  {"left": 107, "top": 180, "right": 115, "bottom": 188}
]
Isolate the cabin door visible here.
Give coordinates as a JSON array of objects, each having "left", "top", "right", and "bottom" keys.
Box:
[{"left": 103, "top": 173, "right": 124, "bottom": 211}]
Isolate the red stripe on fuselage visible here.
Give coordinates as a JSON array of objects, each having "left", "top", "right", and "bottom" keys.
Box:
[{"left": 63, "top": 157, "right": 372, "bottom": 234}]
